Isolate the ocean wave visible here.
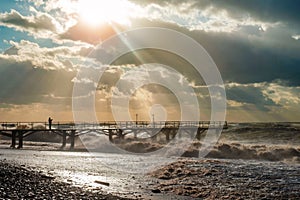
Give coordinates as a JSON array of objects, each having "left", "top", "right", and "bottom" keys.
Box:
[
  {"left": 221, "top": 123, "right": 300, "bottom": 145},
  {"left": 206, "top": 142, "right": 300, "bottom": 163},
  {"left": 77, "top": 135, "right": 300, "bottom": 163}
]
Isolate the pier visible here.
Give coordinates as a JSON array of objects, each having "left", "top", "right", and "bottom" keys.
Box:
[{"left": 0, "top": 121, "right": 227, "bottom": 150}]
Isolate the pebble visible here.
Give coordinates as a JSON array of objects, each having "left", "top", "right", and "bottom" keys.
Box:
[
  {"left": 151, "top": 189, "right": 161, "bottom": 193},
  {"left": 0, "top": 161, "right": 133, "bottom": 200}
]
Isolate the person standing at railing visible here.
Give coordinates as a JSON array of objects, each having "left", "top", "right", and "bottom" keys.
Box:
[{"left": 48, "top": 117, "right": 53, "bottom": 130}]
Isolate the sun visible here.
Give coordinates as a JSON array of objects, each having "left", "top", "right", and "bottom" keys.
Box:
[{"left": 77, "top": 0, "right": 134, "bottom": 26}]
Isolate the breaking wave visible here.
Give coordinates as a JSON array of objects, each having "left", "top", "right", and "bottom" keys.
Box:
[
  {"left": 40, "top": 122, "right": 300, "bottom": 163},
  {"left": 77, "top": 134, "right": 300, "bottom": 163},
  {"left": 206, "top": 142, "right": 300, "bottom": 163}
]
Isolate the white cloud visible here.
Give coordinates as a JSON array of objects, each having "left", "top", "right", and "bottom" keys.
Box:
[
  {"left": 138, "top": 2, "right": 275, "bottom": 34},
  {"left": 23, "top": 0, "right": 273, "bottom": 36},
  {"left": 223, "top": 81, "right": 300, "bottom": 121},
  {"left": 0, "top": 4, "right": 91, "bottom": 44},
  {"left": 292, "top": 35, "right": 300, "bottom": 40},
  {"left": 262, "top": 83, "right": 300, "bottom": 109},
  {"left": 225, "top": 81, "right": 300, "bottom": 111},
  {"left": 227, "top": 100, "right": 244, "bottom": 107},
  {"left": 1, "top": 40, "right": 92, "bottom": 70},
  {"left": 0, "top": 9, "right": 63, "bottom": 38}
]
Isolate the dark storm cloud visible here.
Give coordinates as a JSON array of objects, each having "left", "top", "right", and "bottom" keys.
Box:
[
  {"left": 116, "top": 19, "right": 300, "bottom": 87},
  {"left": 202, "top": 0, "right": 300, "bottom": 25},
  {"left": 226, "top": 83, "right": 277, "bottom": 112},
  {"left": 0, "top": 58, "right": 74, "bottom": 105},
  {"left": 130, "top": 0, "right": 300, "bottom": 24},
  {"left": 192, "top": 31, "right": 300, "bottom": 86}
]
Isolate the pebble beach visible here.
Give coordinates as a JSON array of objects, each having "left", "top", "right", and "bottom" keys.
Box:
[{"left": 0, "top": 160, "right": 130, "bottom": 200}]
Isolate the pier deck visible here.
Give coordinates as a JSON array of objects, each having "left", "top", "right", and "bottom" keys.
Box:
[{"left": 0, "top": 121, "right": 227, "bottom": 149}]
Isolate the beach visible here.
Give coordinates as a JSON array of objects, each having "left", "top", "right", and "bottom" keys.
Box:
[
  {"left": 0, "top": 122, "right": 300, "bottom": 199},
  {"left": 1, "top": 153, "right": 299, "bottom": 199},
  {"left": 0, "top": 161, "right": 130, "bottom": 200},
  {"left": 1, "top": 0, "right": 299, "bottom": 199}
]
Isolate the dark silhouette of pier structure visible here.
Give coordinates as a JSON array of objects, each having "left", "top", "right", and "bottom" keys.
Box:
[{"left": 0, "top": 121, "right": 227, "bottom": 150}]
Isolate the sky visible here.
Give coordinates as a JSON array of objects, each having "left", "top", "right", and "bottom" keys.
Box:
[{"left": 0, "top": 0, "right": 299, "bottom": 122}]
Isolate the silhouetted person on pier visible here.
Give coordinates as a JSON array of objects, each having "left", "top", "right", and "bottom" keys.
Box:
[{"left": 48, "top": 117, "right": 53, "bottom": 130}]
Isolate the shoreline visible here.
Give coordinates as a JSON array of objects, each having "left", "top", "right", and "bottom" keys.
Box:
[{"left": 1, "top": 139, "right": 299, "bottom": 164}]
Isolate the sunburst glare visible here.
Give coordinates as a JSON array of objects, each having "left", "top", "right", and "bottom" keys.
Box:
[{"left": 76, "top": 0, "right": 136, "bottom": 26}]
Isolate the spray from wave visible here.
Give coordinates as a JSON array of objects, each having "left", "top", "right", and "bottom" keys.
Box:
[
  {"left": 72, "top": 122, "right": 300, "bottom": 163},
  {"left": 76, "top": 135, "right": 300, "bottom": 163},
  {"left": 206, "top": 142, "right": 300, "bottom": 163}
]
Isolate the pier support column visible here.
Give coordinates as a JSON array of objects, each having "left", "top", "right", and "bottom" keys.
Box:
[
  {"left": 17, "top": 131, "right": 23, "bottom": 149},
  {"left": 165, "top": 131, "right": 170, "bottom": 142},
  {"left": 171, "top": 129, "right": 177, "bottom": 140},
  {"left": 61, "top": 130, "right": 67, "bottom": 149},
  {"left": 11, "top": 130, "right": 16, "bottom": 148},
  {"left": 70, "top": 130, "right": 75, "bottom": 150},
  {"left": 196, "top": 129, "right": 206, "bottom": 140},
  {"left": 118, "top": 129, "right": 124, "bottom": 140},
  {"left": 196, "top": 129, "right": 201, "bottom": 140},
  {"left": 108, "top": 130, "right": 113, "bottom": 142}
]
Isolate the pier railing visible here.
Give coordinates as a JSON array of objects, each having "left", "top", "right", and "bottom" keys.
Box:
[
  {"left": 0, "top": 121, "right": 228, "bottom": 149},
  {"left": 0, "top": 121, "right": 227, "bottom": 130}
]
